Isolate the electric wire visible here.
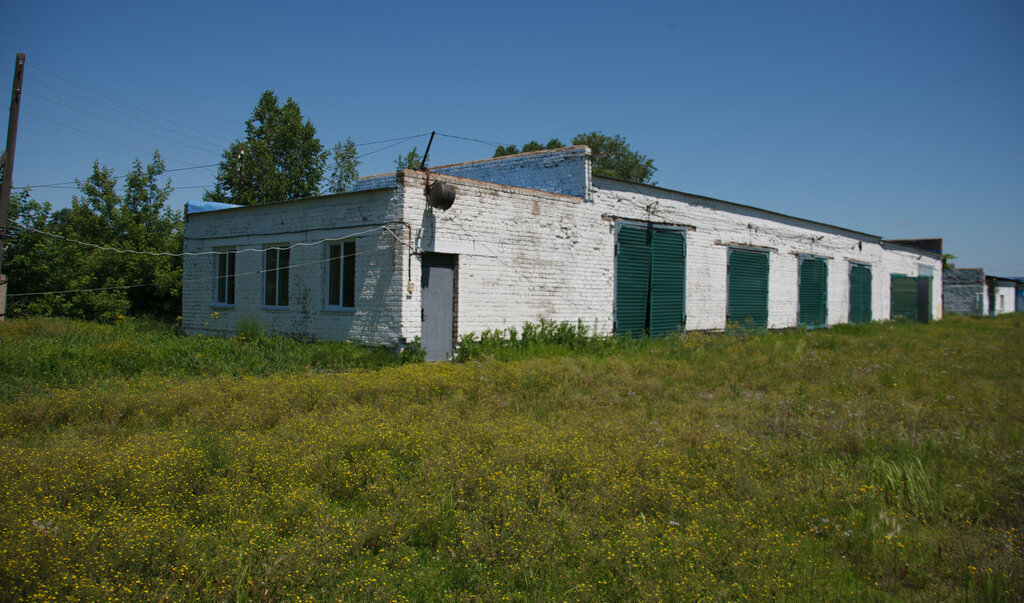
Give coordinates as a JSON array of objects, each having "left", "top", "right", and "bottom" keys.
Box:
[
  {"left": 21, "top": 110, "right": 203, "bottom": 167},
  {"left": 26, "top": 75, "right": 230, "bottom": 149},
  {"left": 13, "top": 163, "right": 219, "bottom": 191},
  {"left": 5, "top": 240, "right": 395, "bottom": 299},
  {"left": 29, "top": 64, "right": 233, "bottom": 144},
  {"left": 7, "top": 222, "right": 396, "bottom": 258},
  {"left": 435, "top": 132, "right": 510, "bottom": 147},
  {"left": 25, "top": 90, "right": 224, "bottom": 155},
  {"left": 353, "top": 134, "right": 430, "bottom": 160},
  {"left": 354, "top": 133, "right": 432, "bottom": 147}
]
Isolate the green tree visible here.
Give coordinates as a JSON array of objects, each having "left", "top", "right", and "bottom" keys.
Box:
[
  {"left": 492, "top": 133, "right": 655, "bottom": 183},
  {"left": 5, "top": 153, "right": 183, "bottom": 321},
  {"left": 493, "top": 138, "right": 564, "bottom": 158},
  {"left": 325, "top": 138, "right": 360, "bottom": 194},
  {"left": 395, "top": 147, "right": 424, "bottom": 171},
  {"left": 571, "top": 131, "right": 656, "bottom": 184},
  {"left": 205, "top": 91, "right": 326, "bottom": 206}
]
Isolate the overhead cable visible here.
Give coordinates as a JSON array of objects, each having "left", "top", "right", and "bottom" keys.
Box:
[
  {"left": 6, "top": 239, "right": 397, "bottom": 299},
  {"left": 21, "top": 111, "right": 202, "bottom": 167},
  {"left": 26, "top": 90, "right": 224, "bottom": 155},
  {"left": 29, "top": 63, "right": 233, "bottom": 144},
  {"left": 26, "top": 75, "right": 229, "bottom": 148},
  {"left": 7, "top": 222, "right": 396, "bottom": 258}
]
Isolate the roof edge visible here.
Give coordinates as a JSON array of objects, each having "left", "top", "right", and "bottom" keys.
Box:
[{"left": 592, "top": 175, "right": 885, "bottom": 243}]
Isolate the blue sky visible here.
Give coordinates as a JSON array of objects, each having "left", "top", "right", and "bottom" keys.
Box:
[{"left": 3, "top": 0, "right": 1022, "bottom": 274}]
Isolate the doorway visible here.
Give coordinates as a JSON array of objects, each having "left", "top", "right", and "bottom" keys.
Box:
[{"left": 420, "top": 253, "right": 456, "bottom": 361}]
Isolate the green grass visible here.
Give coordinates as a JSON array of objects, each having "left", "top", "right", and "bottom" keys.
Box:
[
  {"left": 0, "top": 317, "right": 413, "bottom": 402},
  {"left": 1, "top": 315, "right": 1022, "bottom": 600}
]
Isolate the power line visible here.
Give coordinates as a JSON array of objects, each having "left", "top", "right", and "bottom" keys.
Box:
[
  {"left": 21, "top": 110, "right": 203, "bottom": 167},
  {"left": 25, "top": 76, "right": 230, "bottom": 149},
  {"left": 29, "top": 63, "right": 233, "bottom": 144},
  {"left": 354, "top": 133, "right": 432, "bottom": 146},
  {"left": 25, "top": 90, "right": 224, "bottom": 155},
  {"left": 354, "top": 134, "right": 431, "bottom": 159},
  {"left": 13, "top": 163, "right": 219, "bottom": 191},
  {"left": 6, "top": 235, "right": 398, "bottom": 299},
  {"left": 436, "top": 132, "right": 510, "bottom": 147},
  {"left": 8, "top": 222, "right": 395, "bottom": 258}
]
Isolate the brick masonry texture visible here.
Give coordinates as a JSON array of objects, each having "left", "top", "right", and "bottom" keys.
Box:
[
  {"left": 182, "top": 147, "right": 943, "bottom": 346},
  {"left": 943, "top": 268, "right": 986, "bottom": 316}
]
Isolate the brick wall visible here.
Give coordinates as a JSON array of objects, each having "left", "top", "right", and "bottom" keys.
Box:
[
  {"left": 352, "top": 146, "right": 590, "bottom": 199},
  {"left": 943, "top": 268, "right": 986, "bottom": 316},
  {"left": 591, "top": 178, "right": 942, "bottom": 331},
  {"left": 395, "top": 170, "right": 606, "bottom": 341},
  {"left": 182, "top": 147, "right": 944, "bottom": 348},
  {"left": 181, "top": 188, "right": 407, "bottom": 344}
]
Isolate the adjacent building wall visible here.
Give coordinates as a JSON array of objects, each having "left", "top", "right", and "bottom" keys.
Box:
[
  {"left": 181, "top": 188, "right": 406, "bottom": 344},
  {"left": 943, "top": 268, "right": 986, "bottom": 316},
  {"left": 990, "top": 279, "right": 1017, "bottom": 316}
]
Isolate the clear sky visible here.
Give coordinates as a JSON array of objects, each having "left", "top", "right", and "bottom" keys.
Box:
[{"left": 2, "top": 0, "right": 1022, "bottom": 274}]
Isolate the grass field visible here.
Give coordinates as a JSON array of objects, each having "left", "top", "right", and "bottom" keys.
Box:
[{"left": 1, "top": 315, "right": 1022, "bottom": 600}]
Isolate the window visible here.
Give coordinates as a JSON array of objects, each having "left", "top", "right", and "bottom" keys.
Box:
[
  {"left": 215, "top": 249, "right": 236, "bottom": 306},
  {"left": 264, "top": 245, "right": 290, "bottom": 307},
  {"left": 326, "top": 240, "right": 356, "bottom": 309}
]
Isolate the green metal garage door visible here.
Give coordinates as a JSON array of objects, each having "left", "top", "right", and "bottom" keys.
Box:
[
  {"left": 891, "top": 275, "right": 918, "bottom": 321},
  {"left": 615, "top": 223, "right": 686, "bottom": 337},
  {"left": 798, "top": 256, "right": 828, "bottom": 328},
  {"left": 848, "top": 263, "right": 872, "bottom": 324},
  {"left": 727, "top": 248, "right": 769, "bottom": 331},
  {"left": 649, "top": 229, "right": 686, "bottom": 336},
  {"left": 615, "top": 225, "right": 651, "bottom": 337}
]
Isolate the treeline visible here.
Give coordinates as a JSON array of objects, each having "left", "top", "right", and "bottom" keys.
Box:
[{"left": 6, "top": 155, "right": 182, "bottom": 322}]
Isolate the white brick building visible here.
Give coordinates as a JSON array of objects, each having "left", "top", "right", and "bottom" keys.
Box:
[{"left": 182, "top": 146, "right": 943, "bottom": 360}]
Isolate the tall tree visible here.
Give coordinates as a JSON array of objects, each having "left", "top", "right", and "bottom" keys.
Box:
[
  {"left": 571, "top": 131, "right": 656, "bottom": 184},
  {"left": 325, "top": 138, "right": 360, "bottom": 194},
  {"left": 205, "top": 91, "right": 326, "bottom": 206}
]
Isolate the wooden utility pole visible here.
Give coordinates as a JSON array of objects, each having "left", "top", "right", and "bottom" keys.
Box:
[{"left": 0, "top": 53, "right": 25, "bottom": 320}]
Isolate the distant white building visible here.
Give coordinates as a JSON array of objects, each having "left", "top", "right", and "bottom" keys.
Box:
[{"left": 182, "top": 146, "right": 943, "bottom": 360}]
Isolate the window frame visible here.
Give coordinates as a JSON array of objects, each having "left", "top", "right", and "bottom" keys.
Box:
[
  {"left": 213, "top": 248, "right": 236, "bottom": 307},
  {"left": 324, "top": 239, "right": 356, "bottom": 311},
  {"left": 263, "top": 244, "right": 290, "bottom": 308}
]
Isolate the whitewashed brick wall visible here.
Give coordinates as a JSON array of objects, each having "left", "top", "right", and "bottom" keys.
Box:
[
  {"left": 352, "top": 146, "right": 591, "bottom": 199},
  {"left": 395, "top": 170, "right": 610, "bottom": 341},
  {"left": 992, "top": 284, "right": 1016, "bottom": 315},
  {"left": 182, "top": 147, "right": 943, "bottom": 347},
  {"left": 591, "top": 178, "right": 942, "bottom": 331},
  {"left": 181, "top": 188, "right": 407, "bottom": 344}
]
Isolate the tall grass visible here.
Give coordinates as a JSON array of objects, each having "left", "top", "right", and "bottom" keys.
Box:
[
  {"left": 0, "top": 314, "right": 1022, "bottom": 599},
  {"left": 0, "top": 317, "right": 411, "bottom": 401}
]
